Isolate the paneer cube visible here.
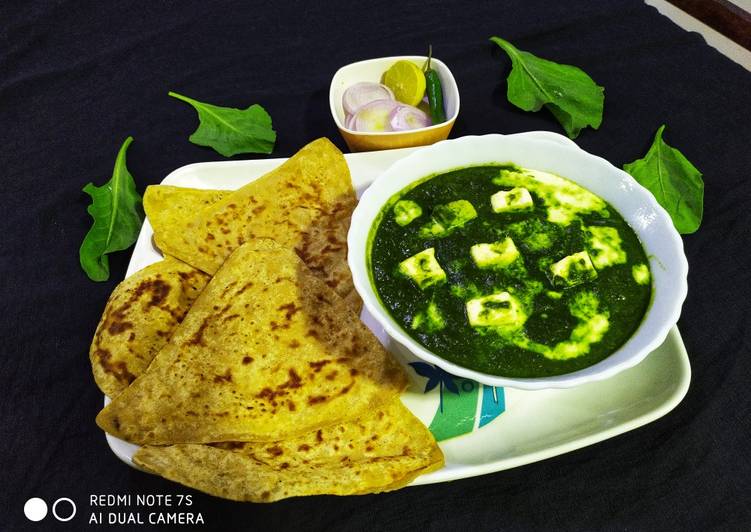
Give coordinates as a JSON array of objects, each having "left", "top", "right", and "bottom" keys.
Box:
[
  {"left": 398, "top": 248, "right": 447, "bottom": 290},
  {"left": 393, "top": 199, "right": 423, "bottom": 226},
  {"left": 470, "top": 238, "right": 520, "bottom": 269},
  {"left": 632, "top": 263, "right": 651, "bottom": 285},
  {"left": 491, "top": 187, "right": 534, "bottom": 213},
  {"left": 548, "top": 251, "right": 597, "bottom": 288},
  {"left": 419, "top": 200, "right": 477, "bottom": 238},
  {"left": 585, "top": 226, "right": 626, "bottom": 269},
  {"left": 466, "top": 292, "right": 527, "bottom": 330}
]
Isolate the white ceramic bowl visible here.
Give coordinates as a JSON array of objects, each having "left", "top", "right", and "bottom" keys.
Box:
[
  {"left": 329, "top": 56, "right": 460, "bottom": 152},
  {"left": 348, "top": 132, "right": 688, "bottom": 390}
]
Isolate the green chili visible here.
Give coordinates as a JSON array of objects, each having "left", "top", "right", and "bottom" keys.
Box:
[{"left": 424, "top": 45, "right": 446, "bottom": 124}]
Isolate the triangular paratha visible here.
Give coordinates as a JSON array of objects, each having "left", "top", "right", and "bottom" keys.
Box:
[
  {"left": 151, "top": 138, "right": 361, "bottom": 311},
  {"left": 96, "top": 239, "right": 406, "bottom": 445},
  {"left": 133, "top": 399, "right": 443, "bottom": 502}
]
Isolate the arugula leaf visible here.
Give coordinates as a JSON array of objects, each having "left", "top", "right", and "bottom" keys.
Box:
[
  {"left": 624, "top": 125, "right": 704, "bottom": 234},
  {"left": 490, "top": 37, "right": 604, "bottom": 139},
  {"left": 79, "top": 137, "right": 144, "bottom": 281},
  {"left": 168, "top": 91, "right": 276, "bottom": 156}
]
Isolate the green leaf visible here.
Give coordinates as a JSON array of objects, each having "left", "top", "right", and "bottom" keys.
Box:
[
  {"left": 168, "top": 91, "right": 276, "bottom": 156},
  {"left": 79, "top": 137, "right": 144, "bottom": 281},
  {"left": 624, "top": 125, "right": 704, "bottom": 234},
  {"left": 490, "top": 37, "right": 604, "bottom": 139}
]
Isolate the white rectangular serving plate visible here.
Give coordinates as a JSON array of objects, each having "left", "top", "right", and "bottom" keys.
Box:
[{"left": 107, "top": 142, "right": 691, "bottom": 486}]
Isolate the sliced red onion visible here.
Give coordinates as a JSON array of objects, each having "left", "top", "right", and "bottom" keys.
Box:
[
  {"left": 342, "top": 82, "right": 394, "bottom": 115},
  {"left": 351, "top": 99, "right": 400, "bottom": 132},
  {"left": 344, "top": 112, "right": 356, "bottom": 130},
  {"left": 389, "top": 104, "right": 431, "bottom": 131}
]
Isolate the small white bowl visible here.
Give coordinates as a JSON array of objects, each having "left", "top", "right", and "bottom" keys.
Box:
[
  {"left": 329, "top": 56, "right": 460, "bottom": 152},
  {"left": 348, "top": 132, "right": 688, "bottom": 390}
]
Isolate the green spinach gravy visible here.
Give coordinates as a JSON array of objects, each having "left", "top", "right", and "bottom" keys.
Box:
[{"left": 368, "top": 165, "right": 652, "bottom": 377}]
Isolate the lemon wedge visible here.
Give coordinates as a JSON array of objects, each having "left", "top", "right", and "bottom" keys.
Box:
[{"left": 383, "top": 60, "right": 426, "bottom": 106}]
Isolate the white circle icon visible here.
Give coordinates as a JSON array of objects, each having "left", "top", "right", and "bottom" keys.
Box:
[
  {"left": 24, "top": 498, "right": 48, "bottom": 522},
  {"left": 52, "top": 498, "right": 77, "bottom": 522}
]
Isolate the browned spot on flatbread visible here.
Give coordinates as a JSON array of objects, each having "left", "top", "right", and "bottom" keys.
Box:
[
  {"left": 321, "top": 244, "right": 342, "bottom": 254},
  {"left": 209, "top": 441, "right": 245, "bottom": 450},
  {"left": 135, "top": 278, "right": 170, "bottom": 306},
  {"left": 286, "top": 369, "right": 302, "bottom": 388},
  {"left": 107, "top": 321, "right": 133, "bottom": 335},
  {"left": 236, "top": 281, "right": 254, "bottom": 295},
  {"left": 220, "top": 281, "right": 238, "bottom": 298},
  {"left": 308, "top": 360, "right": 331, "bottom": 372},
  {"left": 213, "top": 369, "right": 232, "bottom": 383},
  {"left": 94, "top": 348, "right": 136, "bottom": 384},
  {"left": 95, "top": 277, "right": 174, "bottom": 346},
  {"left": 266, "top": 445, "right": 283, "bottom": 456},
  {"left": 186, "top": 320, "right": 210, "bottom": 347},
  {"left": 255, "top": 369, "right": 303, "bottom": 405},
  {"left": 277, "top": 302, "right": 301, "bottom": 320},
  {"left": 177, "top": 270, "right": 203, "bottom": 284},
  {"left": 308, "top": 395, "right": 328, "bottom": 405}
]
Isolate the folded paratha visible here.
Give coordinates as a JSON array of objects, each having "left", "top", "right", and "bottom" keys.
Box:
[
  {"left": 133, "top": 399, "right": 443, "bottom": 502},
  {"left": 143, "top": 186, "right": 229, "bottom": 258},
  {"left": 89, "top": 257, "right": 210, "bottom": 397},
  {"left": 90, "top": 187, "right": 226, "bottom": 398},
  {"left": 149, "top": 138, "right": 360, "bottom": 311},
  {"left": 96, "top": 239, "right": 407, "bottom": 445}
]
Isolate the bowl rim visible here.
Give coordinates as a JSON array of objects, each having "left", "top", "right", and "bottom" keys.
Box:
[
  {"left": 347, "top": 132, "right": 689, "bottom": 390},
  {"left": 329, "top": 55, "right": 461, "bottom": 137}
]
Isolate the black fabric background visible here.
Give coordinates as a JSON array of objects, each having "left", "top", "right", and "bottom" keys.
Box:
[{"left": 1, "top": 1, "right": 750, "bottom": 530}]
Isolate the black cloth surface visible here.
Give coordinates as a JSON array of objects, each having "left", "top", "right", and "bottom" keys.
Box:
[{"left": 1, "top": 1, "right": 750, "bottom": 530}]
